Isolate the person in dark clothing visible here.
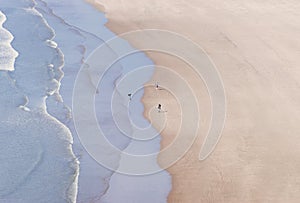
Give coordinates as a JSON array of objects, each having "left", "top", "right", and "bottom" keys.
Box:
[
  {"left": 158, "top": 104, "right": 162, "bottom": 112},
  {"left": 128, "top": 93, "right": 132, "bottom": 100}
]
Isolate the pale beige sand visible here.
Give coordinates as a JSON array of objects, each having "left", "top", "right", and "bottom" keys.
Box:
[{"left": 88, "top": 0, "right": 300, "bottom": 202}]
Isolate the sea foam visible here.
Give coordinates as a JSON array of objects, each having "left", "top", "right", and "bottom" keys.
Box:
[
  {"left": 0, "top": 11, "right": 18, "bottom": 71},
  {"left": 37, "top": 0, "right": 171, "bottom": 202},
  {"left": 0, "top": 1, "right": 78, "bottom": 202},
  {"left": 0, "top": 0, "right": 171, "bottom": 202}
]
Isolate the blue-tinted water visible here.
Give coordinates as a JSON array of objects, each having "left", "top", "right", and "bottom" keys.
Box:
[{"left": 0, "top": 0, "right": 171, "bottom": 202}]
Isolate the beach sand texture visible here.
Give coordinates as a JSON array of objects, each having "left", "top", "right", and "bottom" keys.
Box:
[{"left": 89, "top": 0, "right": 300, "bottom": 202}]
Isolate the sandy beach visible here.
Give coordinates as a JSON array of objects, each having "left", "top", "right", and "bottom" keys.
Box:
[{"left": 89, "top": 0, "right": 300, "bottom": 202}]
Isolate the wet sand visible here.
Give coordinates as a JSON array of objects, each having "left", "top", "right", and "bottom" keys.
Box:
[{"left": 89, "top": 0, "right": 300, "bottom": 202}]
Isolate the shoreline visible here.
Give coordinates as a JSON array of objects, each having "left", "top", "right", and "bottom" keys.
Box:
[
  {"left": 88, "top": 0, "right": 300, "bottom": 202},
  {"left": 86, "top": 1, "right": 210, "bottom": 202}
]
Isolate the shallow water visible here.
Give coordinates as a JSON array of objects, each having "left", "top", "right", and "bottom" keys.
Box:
[
  {"left": 0, "top": 1, "right": 78, "bottom": 202},
  {"left": 0, "top": 0, "right": 171, "bottom": 202}
]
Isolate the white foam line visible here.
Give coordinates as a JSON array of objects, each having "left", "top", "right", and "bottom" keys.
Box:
[
  {"left": 0, "top": 11, "right": 19, "bottom": 71},
  {"left": 0, "top": 0, "right": 79, "bottom": 201}
]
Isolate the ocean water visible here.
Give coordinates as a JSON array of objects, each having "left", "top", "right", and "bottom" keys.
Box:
[
  {"left": 0, "top": 0, "right": 171, "bottom": 202},
  {"left": 0, "top": 1, "right": 78, "bottom": 202}
]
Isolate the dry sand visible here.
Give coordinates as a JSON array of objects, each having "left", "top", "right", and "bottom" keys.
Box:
[{"left": 88, "top": 0, "right": 300, "bottom": 202}]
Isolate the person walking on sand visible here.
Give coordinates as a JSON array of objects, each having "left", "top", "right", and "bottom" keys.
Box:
[
  {"left": 128, "top": 93, "right": 132, "bottom": 101},
  {"left": 157, "top": 104, "right": 162, "bottom": 112},
  {"left": 155, "top": 82, "right": 159, "bottom": 89}
]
